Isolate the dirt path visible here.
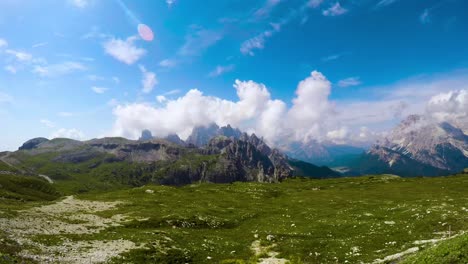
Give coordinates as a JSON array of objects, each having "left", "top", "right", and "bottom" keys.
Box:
[{"left": 0, "top": 196, "right": 141, "bottom": 263}]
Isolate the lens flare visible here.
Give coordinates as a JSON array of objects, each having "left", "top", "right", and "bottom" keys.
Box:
[{"left": 138, "top": 24, "right": 154, "bottom": 42}]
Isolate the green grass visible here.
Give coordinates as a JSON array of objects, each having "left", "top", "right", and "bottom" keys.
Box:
[
  {"left": 1, "top": 173, "right": 467, "bottom": 263},
  {"left": 74, "top": 173, "right": 467, "bottom": 263},
  {"left": 401, "top": 233, "right": 468, "bottom": 264}
]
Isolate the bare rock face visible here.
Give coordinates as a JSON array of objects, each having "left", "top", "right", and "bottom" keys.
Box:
[
  {"left": 186, "top": 124, "right": 242, "bottom": 147},
  {"left": 205, "top": 135, "right": 293, "bottom": 182},
  {"left": 139, "top": 130, "right": 153, "bottom": 141},
  {"left": 363, "top": 115, "right": 468, "bottom": 175},
  {"left": 18, "top": 137, "right": 49, "bottom": 150}
]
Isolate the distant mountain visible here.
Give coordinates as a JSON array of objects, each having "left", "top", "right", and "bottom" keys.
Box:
[
  {"left": 7, "top": 132, "right": 339, "bottom": 189},
  {"left": 139, "top": 130, "right": 185, "bottom": 146},
  {"left": 186, "top": 124, "right": 242, "bottom": 146},
  {"left": 283, "top": 140, "right": 365, "bottom": 166},
  {"left": 356, "top": 115, "right": 468, "bottom": 176}
]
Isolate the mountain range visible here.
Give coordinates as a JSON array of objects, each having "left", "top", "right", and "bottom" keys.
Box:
[
  {"left": 0, "top": 128, "right": 339, "bottom": 191},
  {"left": 2, "top": 115, "right": 466, "bottom": 190},
  {"left": 356, "top": 115, "right": 468, "bottom": 176}
]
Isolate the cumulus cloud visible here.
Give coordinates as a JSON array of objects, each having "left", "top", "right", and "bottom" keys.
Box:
[
  {"left": 323, "top": 2, "right": 348, "bottom": 16},
  {"left": 33, "top": 61, "right": 86, "bottom": 77},
  {"left": 51, "top": 128, "right": 85, "bottom": 140},
  {"left": 91, "top": 86, "right": 108, "bottom": 94},
  {"left": 426, "top": 89, "right": 467, "bottom": 130},
  {"left": 103, "top": 36, "right": 146, "bottom": 64},
  {"left": 108, "top": 70, "right": 468, "bottom": 147},
  {"left": 110, "top": 70, "right": 336, "bottom": 146},
  {"left": 156, "top": 95, "right": 167, "bottom": 103},
  {"left": 338, "top": 77, "right": 361, "bottom": 87},
  {"left": 208, "top": 64, "right": 235, "bottom": 77},
  {"left": 327, "top": 127, "right": 349, "bottom": 142},
  {"left": 139, "top": 65, "right": 158, "bottom": 93}
]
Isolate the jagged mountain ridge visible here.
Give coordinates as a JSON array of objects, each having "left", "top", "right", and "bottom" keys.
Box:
[
  {"left": 10, "top": 131, "right": 339, "bottom": 188},
  {"left": 359, "top": 115, "right": 468, "bottom": 176}
]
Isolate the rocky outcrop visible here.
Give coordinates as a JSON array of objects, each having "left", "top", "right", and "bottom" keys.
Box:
[
  {"left": 139, "top": 130, "right": 153, "bottom": 141},
  {"left": 359, "top": 115, "right": 468, "bottom": 176},
  {"left": 18, "top": 137, "right": 49, "bottom": 150},
  {"left": 186, "top": 124, "right": 242, "bottom": 146}
]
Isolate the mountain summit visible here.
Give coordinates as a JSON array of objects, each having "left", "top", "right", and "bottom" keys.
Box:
[{"left": 359, "top": 115, "right": 468, "bottom": 176}]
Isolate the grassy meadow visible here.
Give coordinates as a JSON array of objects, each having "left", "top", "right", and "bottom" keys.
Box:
[{"left": 0, "top": 172, "right": 467, "bottom": 263}]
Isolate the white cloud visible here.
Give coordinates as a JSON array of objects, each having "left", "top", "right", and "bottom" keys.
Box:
[
  {"left": 287, "top": 71, "right": 334, "bottom": 142},
  {"left": 426, "top": 89, "right": 467, "bottom": 131},
  {"left": 376, "top": 0, "right": 398, "bottom": 8},
  {"left": 159, "top": 59, "right": 177, "bottom": 68},
  {"left": 166, "top": 0, "right": 176, "bottom": 7},
  {"left": 323, "top": 2, "right": 348, "bottom": 16},
  {"left": 156, "top": 95, "right": 167, "bottom": 103},
  {"left": 108, "top": 98, "right": 119, "bottom": 107},
  {"left": 4, "top": 65, "right": 17, "bottom": 74},
  {"left": 103, "top": 36, "right": 146, "bottom": 64},
  {"left": 322, "top": 53, "right": 343, "bottom": 62},
  {"left": 33, "top": 61, "right": 86, "bottom": 77},
  {"left": 338, "top": 77, "right": 361, "bottom": 87},
  {"left": 254, "top": 0, "right": 281, "bottom": 19},
  {"left": 5, "top": 49, "right": 33, "bottom": 61},
  {"left": 51, "top": 128, "right": 85, "bottom": 140},
  {"left": 109, "top": 70, "right": 335, "bottom": 146},
  {"left": 0, "top": 38, "right": 7, "bottom": 48},
  {"left": 87, "top": 74, "right": 105, "bottom": 81},
  {"left": 208, "top": 64, "right": 235, "bottom": 77},
  {"left": 0, "top": 92, "right": 13, "bottom": 104},
  {"left": 107, "top": 69, "right": 468, "bottom": 147},
  {"left": 179, "top": 28, "right": 223, "bottom": 56},
  {"left": 139, "top": 65, "right": 158, "bottom": 94},
  {"left": 420, "top": 9, "right": 430, "bottom": 24},
  {"left": 327, "top": 127, "right": 349, "bottom": 141},
  {"left": 307, "top": 0, "right": 323, "bottom": 8},
  {"left": 91, "top": 86, "right": 108, "bottom": 94},
  {"left": 164, "top": 89, "right": 181, "bottom": 96},
  {"left": 240, "top": 23, "right": 281, "bottom": 56},
  {"left": 32, "top": 42, "right": 48, "bottom": 48},
  {"left": 40, "top": 119, "right": 56, "bottom": 128},
  {"left": 69, "top": 0, "right": 88, "bottom": 8}
]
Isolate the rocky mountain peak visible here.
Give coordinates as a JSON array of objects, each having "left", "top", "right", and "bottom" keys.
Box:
[
  {"left": 139, "top": 129, "right": 153, "bottom": 141},
  {"left": 19, "top": 137, "right": 49, "bottom": 150},
  {"left": 364, "top": 115, "right": 468, "bottom": 174}
]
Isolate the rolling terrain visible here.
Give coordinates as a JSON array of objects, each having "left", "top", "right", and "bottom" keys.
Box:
[{"left": 0, "top": 165, "right": 467, "bottom": 263}]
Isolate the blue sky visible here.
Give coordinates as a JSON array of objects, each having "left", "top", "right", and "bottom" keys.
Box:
[{"left": 0, "top": 0, "right": 467, "bottom": 150}]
